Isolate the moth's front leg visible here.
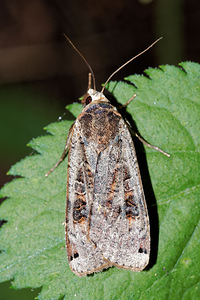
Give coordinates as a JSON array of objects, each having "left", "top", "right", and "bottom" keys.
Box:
[{"left": 45, "top": 122, "right": 75, "bottom": 177}]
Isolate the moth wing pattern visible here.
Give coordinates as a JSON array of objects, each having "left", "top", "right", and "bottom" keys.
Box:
[
  {"left": 66, "top": 117, "right": 112, "bottom": 276},
  {"left": 66, "top": 101, "right": 150, "bottom": 276},
  {"left": 90, "top": 117, "right": 150, "bottom": 271}
]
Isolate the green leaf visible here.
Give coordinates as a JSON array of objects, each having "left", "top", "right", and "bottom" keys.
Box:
[{"left": 0, "top": 62, "right": 200, "bottom": 299}]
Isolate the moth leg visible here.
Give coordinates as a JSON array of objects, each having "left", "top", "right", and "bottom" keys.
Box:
[
  {"left": 123, "top": 94, "right": 137, "bottom": 107},
  {"left": 126, "top": 122, "right": 170, "bottom": 157},
  {"left": 118, "top": 94, "right": 137, "bottom": 109},
  {"left": 45, "top": 123, "right": 75, "bottom": 177},
  {"left": 120, "top": 94, "right": 170, "bottom": 157},
  {"left": 135, "top": 133, "right": 170, "bottom": 157}
]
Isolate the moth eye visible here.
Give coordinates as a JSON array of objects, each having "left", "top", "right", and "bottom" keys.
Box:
[{"left": 86, "top": 96, "right": 92, "bottom": 105}]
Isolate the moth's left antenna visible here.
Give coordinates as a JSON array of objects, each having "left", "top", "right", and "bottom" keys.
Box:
[{"left": 63, "top": 34, "right": 96, "bottom": 90}]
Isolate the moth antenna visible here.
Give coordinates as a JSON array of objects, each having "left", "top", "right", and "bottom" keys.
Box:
[
  {"left": 63, "top": 33, "right": 96, "bottom": 90},
  {"left": 101, "top": 37, "right": 163, "bottom": 93},
  {"left": 88, "top": 73, "right": 92, "bottom": 89}
]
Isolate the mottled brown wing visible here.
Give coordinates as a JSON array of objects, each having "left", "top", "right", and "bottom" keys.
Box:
[
  {"left": 65, "top": 121, "right": 112, "bottom": 276},
  {"left": 89, "top": 118, "right": 150, "bottom": 271},
  {"left": 66, "top": 102, "right": 150, "bottom": 276}
]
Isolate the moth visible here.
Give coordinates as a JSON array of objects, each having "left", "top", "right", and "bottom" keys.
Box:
[{"left": 46, "top": 36, "right": 169, "bottom": 276}]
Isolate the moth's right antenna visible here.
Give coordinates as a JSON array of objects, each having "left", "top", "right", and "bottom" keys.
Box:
[
  {"left": 101, "top": 37, "right": 163, "bottom": 93},
  {"left": 63, "top": 33, "right": 96, "bottom": 90}
]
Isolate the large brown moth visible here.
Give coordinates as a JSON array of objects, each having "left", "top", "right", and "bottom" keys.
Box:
[{"left": 46, "top": 36, "right": 169, "bottom": 276}]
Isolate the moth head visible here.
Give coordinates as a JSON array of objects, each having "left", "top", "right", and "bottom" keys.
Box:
[{"left": 81, "top": 88, "right": 108, "bottom": 107}]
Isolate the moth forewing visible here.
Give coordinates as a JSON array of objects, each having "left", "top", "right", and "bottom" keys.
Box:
[
  {"left": 65, "top": 100, "right": 113, "bottom": 276},
  {"left": 65, "top": 91, "right": 150, "bottom": 276}
]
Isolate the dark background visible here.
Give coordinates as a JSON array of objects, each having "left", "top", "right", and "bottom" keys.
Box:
[{"left": 0, "top": 0, "right": 199, "bottom": 299}]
